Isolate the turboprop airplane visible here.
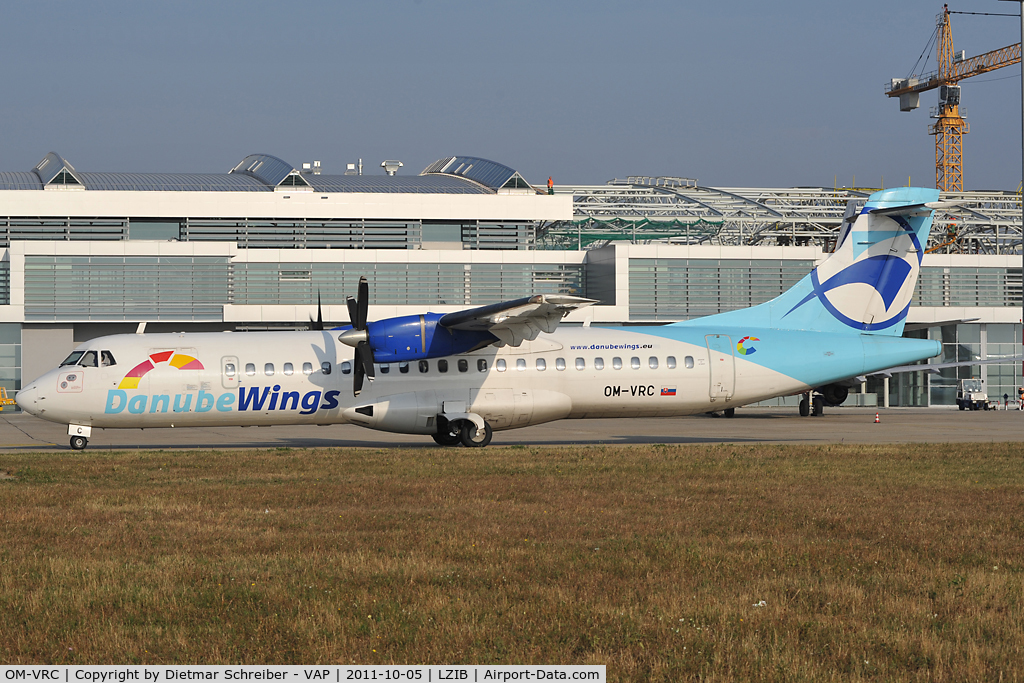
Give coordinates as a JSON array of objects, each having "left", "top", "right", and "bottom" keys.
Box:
[{"left": 17, "top": 187, "right": 946, "bottom": 451}]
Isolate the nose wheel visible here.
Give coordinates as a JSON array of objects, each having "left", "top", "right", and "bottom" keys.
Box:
[{"left": 70, "top": 435, "right": 88, "bottom": 451}]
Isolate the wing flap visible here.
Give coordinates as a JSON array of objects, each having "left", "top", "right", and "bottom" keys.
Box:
[{"left": 439, "top": 294, "right": 597, "bottom": 347}]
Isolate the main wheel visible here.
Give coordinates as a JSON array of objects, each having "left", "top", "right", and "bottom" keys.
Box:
[
  {"left": 798, "top": 397, "right": 810, "bottom": 417},
  {"left": 812, "top": 395, "right": 824, "bottom": 417},
  {"left": 431, "top": 429, "right": 461, "bottom": 446},
  {"left": 70, "top": 435, "right": 88, "bottom": 451},
  {"left": 459, "top": 420, "right": 493, "bottom": 448},
  {"left": 723, "top": 407, "right": 735, "bottom": 418}
]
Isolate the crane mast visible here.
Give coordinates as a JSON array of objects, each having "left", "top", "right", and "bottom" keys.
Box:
[{"left": 885, "top": 4, "right": 1021, "bottom": 192}]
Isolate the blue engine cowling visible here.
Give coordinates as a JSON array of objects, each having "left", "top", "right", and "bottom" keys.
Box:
[{"left": 364, "top": 313, "right": 497, "bottom": 363}]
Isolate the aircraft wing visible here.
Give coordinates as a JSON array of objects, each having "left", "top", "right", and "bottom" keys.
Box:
[{"left": 439, "top": 294, "right": 598, "bottom": 347}]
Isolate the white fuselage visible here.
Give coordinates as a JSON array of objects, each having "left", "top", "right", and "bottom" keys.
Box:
[{"left": 17, "top": 327, "right": 801, "bottom": 437}]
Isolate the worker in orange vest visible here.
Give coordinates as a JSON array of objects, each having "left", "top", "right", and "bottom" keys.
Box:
[{"left": 547, "top": 177, "right": 554, "bottom": 195}]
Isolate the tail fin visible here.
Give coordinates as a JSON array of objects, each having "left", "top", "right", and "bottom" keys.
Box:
[{"left": 672, "top": 187, "right": 941, "bottom": 335}]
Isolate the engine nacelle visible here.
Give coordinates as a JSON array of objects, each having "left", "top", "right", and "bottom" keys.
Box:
[
  {"left": 364, "top": 313, "right": 497, "bottom": 363},
  {"left": 342, "top": 390, "right": 442, "bottom": 434},
  {"left": 819, "top": 383, "right": 850, "bottom": 406}
]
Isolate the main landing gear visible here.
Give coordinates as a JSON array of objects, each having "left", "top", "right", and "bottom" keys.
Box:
[
  {"left": 70, "top": 435, "right": 88, "bottom": 450},
  {"left": 432, "top": 416, "right": 493, "bottom": 448},
  {"left": 798, "top": 393, "right": 824, "bottom": 417}
]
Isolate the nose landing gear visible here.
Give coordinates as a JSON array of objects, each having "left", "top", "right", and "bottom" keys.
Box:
[{"left": 68, "top": 424, "right": 92, "bottom": 450}]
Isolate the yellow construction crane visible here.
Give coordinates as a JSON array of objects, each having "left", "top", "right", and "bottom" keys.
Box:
[{"left": 885, "top": 4, "right": 1021, "bottom": 192}]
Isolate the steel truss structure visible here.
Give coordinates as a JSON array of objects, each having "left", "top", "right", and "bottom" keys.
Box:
[{"left": 539, "top": 179, "right": 1022, "bottom": 255}]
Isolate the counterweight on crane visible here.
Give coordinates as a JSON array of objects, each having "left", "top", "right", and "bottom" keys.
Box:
[{"left": 885, "top": 4, "right": 1021, "bottom": 192}]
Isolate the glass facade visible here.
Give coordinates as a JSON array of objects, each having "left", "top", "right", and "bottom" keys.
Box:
[
  {"left": 24, "top": 256, "right": 231, "bottom": 321},
  {"left": 0, "top": 323, "right": 20, "bottom": 402},
  {"left": 628, "top": 258, "right": 812, "bottom": 320},
  {"left": 234, "top": 262, "right": 584, "bottom": 307},
  {"left": 0, "top": 216, "right": 536, "bottom": 251},
  {"left": 915, "top": 267, "right": 1022, "bottom": 307},
  {"left": 0, "top": 261, "right": 9, "bottom": 305}
]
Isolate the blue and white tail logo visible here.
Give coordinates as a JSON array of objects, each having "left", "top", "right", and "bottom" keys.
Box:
[
  {"left": 669, "top": 187, "right": 940, "bottom": 337},
  {"left": 784, "top": 201, "right": 928, "bottom": 331}
]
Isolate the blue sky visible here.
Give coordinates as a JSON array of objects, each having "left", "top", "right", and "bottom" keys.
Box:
[{"left": 1, "top": 1, "right": 1020, "bottom": 190}]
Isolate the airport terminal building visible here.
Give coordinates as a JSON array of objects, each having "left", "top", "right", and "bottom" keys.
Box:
[{"left": 0, "top": 152, "right": 1021, "bottom": 410}]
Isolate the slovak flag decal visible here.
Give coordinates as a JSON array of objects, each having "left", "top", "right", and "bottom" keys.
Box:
[{"left": 661, "top": 387, "right": 676, "bottom": 397}]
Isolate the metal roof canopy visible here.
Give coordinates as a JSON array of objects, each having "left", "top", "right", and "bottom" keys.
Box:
[{"left": 544, "top": 180, "right": 1022, "bottom": 255}]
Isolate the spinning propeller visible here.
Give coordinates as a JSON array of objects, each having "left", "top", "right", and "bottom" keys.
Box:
[{"left": 338, "top": 277, "right": 374, "bottom": 396}]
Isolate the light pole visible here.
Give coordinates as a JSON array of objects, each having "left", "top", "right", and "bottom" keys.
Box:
[{"left": 999, "top": 0, "right": 1024, "bottom": 396}]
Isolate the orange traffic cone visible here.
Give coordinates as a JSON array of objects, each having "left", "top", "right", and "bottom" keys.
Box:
[{"left": 874, "top": 412, "right": 880, "bottom": 423}]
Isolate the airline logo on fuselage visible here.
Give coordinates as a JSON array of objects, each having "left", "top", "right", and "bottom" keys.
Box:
[
  {"left": 736, "top": 336, "right": 759, "bottom": 355},
  {"left": 105, "top": 385, "right": 342, "bottom": 415},
  {"left": 119, "top": 351, "right": 204, "bottom": 389}
]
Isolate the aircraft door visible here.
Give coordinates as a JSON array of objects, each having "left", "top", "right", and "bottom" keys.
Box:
[
  {"left": 705, "top": 335, "right": 735, "bottom": 401},
  {"left": 221, "top": 356, "right": 239, "bottom": 389}
]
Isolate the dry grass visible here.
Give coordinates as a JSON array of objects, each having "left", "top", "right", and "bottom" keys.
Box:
[{"left": 1, "top": 443, "right": 1023, "bottom": 681}]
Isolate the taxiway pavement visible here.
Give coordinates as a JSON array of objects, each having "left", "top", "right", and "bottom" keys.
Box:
[{"left": 1, "top": 407, "right": 1022, "bottom": 451}]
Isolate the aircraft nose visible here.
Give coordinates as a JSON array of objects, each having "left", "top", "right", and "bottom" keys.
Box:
[{"left": 15, "top": 385, "right": 38, "bottom": 414}]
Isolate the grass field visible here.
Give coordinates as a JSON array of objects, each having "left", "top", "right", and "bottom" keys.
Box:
[{"left": 1, "top": 443, "right": 1022, "bottom": 681}]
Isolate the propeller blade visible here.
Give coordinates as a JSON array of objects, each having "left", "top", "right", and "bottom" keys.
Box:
[
  {"left": 356, "top": 276, "right": 369, "bottom": 329},
  {"left": 357, "top": 340, "right": 375, "bottom": 380},
  {"left": 346, "top": 296, "right": 359, "bottom": 328},
  {"left": 352, "top": 340, "right": 375, "bottom": 397},
  {"left": 353, "top": 354, "right": 364, "bottom": 396}
]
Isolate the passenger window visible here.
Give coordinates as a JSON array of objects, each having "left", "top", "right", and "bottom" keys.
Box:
[
  {"left": 575, "top": 357, "right": 585, "bottom": 370},
  {"left": 536, "top": 358, "right": 546, "bottom": 371},
  {"left": 516, "top": 358, "right": 526, "bottom": 371},
  {"left": 60, "top": 351, "right": 85, "bottom": 367},
  {"left": 245, "top": 363, "right": 256, "bottom": 376},
  {"left": 477, "top": 359, "right": 488, "bottom": 372},
  {"left": 556, "top": 358, "right": 566, "bottom": 371},
  {"left": 81, "top": 351, "right": 98, "bottom": 368},
  {"left": 685, "top": 356, "right": 695, "bottom": 369},
  {"left": 649, "top": 357, "right": 659, "bottom": 369},
  {"left": 225, "top": 363, "right": 236, "bottom": 377},
  {"left": 302, "top": 362, "right": 313, "bottom": 375},
  {"left": 667, "top": 356, "right": 677, "bottom": 369},
  {"left": 594, "top": 357, "right": 604, "bottom": 370},
  {"left": 438, "top": 359, "right": 448, "bottom": 373},
  {"left": 341, "top": 361, "right": 352, "bottom": 375},
  {"left": 101, "top": 351, "right": 116, "bottom": 367},
  {"left": 496, "top": 359, "right": 507, "bottom": 372},
  {"left": 380, "top": 363, "right": 390, "bottom": 374},
  {"left": 631, "top": 357, "right": 641, "bottom": 370},
  {"left": 419, "top": 360, "right": 429, "bottom": 373},
  {"left": 458, "top": 359, "right": 469, "bottom": 373},
  {"left": 612, "top": 357, "right": 622, "bottom": 370},
  {"left": 265, "top": 363, "right": 275, "bottom": 376},
  {"left": 321, "top": 361, "right": 332, "bottom": 375},
  {"left": 283, "top": 362, "right": 294, "bottom": 376},
  {"left": 399, "top": 362, "right": 410, "bottom": 374}
]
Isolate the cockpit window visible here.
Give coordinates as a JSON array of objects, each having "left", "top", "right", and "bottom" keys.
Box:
[
  {"left": 101, "top": 351, "right": 116, "bottom": 367},
  {"left": 80, "top": 351, "right": 98, "bottom": 368},
  {"left": 60, "top": 351, "right": 85, "bottom": 367}
]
